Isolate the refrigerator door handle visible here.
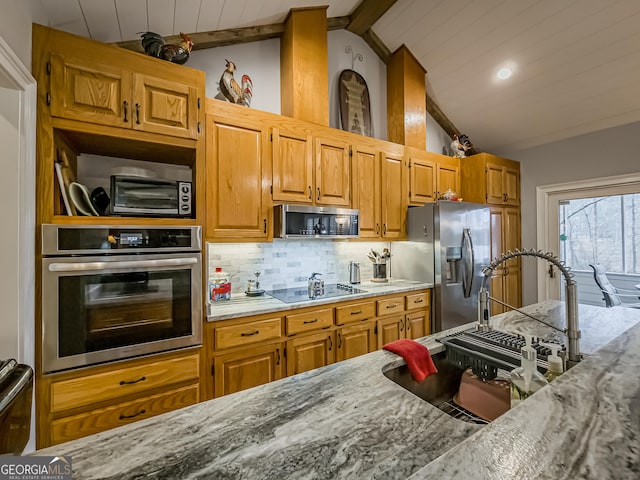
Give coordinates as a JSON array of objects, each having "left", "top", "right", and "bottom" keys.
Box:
[{"left": 461, "top": 228, "right": 474, "bottom": 298}]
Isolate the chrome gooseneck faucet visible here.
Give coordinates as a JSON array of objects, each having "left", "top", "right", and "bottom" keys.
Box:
[{"left": 477, "top": 248, "right": 582, "bottom": 368}]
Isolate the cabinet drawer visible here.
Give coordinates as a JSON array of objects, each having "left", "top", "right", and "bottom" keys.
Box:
[
  {"left": 51, "top": 384, "right": 199, "bottom": 445},
  {"left": 215, "top": 317, "right": 282, "bottom": 350},
  {"left": 51, "top": 353, "right": 200, "bottom": 413},
  {"left": 286, "top": 308, "right": 333, "bottom": 335},
  {"left": 335, "top": 301, "right": 375, "bottom": 325},
  {"left": 406, "top": 292, "right": 429, "bottom": 310},
  {"left": 376, "top": 296, "right": 405, "bottom": 315}
]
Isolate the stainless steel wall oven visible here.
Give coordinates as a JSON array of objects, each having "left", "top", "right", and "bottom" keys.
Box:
[{"left": 41, "top": 225, "right": 202, "bottom": 373}]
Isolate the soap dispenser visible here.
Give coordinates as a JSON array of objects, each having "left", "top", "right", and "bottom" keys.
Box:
[
  {"left": 510, "top": 335, "right": 548, "bottom": 407},
  {"left": 541, "top": 343, "right": 564, "bottom": 383}
]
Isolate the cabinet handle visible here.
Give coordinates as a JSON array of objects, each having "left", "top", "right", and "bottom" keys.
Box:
[
  {"left": 350, "top": 310, "right": 363, "bottom": 315},
  {"left": 383, "top": 224, "right": 387, "bottom": 235},
  {"left": 376, "top": 223, "right": 380, "bottom": 234},
  {"left": 241, "top": 330, "right": 259, "bottom": 337},
  {"left": 263, "top": 218, "right": 267, "bottom": 234},
  {"left": 328, "top": 335, "right": 333, "bottom": 351},
  {"left": 317, "top": 187, "right": 320, "bottom": 201},
  {"left": 414, "top": 299, "right": 424, "bottom": 304},
  {"left": 386, "top": 304, "right": 398, "bottom": 309},
  {"left": 123, "top": 101, "right": 128, "bottom": 122},
  {"left": 135, "top": 103, "right": 140, "bottom": 124},
  {"left": 119, "top": 409, "right": 146, "bottom": 420},
  {"left": 276, "top": 348, "right": 281, "bottom": 365},
  {"left": 337, "top": 333, "right": 342, "bottom": 349},
  {"left": 303, "top": 318, "right": 318, "bottom": 324},
  {"left": 400, "top": 319, "right": 404, "bottom": 331},
  {"left": 308, "top": 186, "right": 312, "bottom": 199},
  {"left": 405, "top": 318, "right": 410, "bottom": 331},
  {"left": 119, "top": 376, "right": 146, "bottom": 385},
  {"left": 504, "top": 266, "right": 509, "bottom": 276}
]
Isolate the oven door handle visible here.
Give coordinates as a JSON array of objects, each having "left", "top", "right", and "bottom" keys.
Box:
[{"left": 48, "top": 257, "right": 198, "bottom": 272}]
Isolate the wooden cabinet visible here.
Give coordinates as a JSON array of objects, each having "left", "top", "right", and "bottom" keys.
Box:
[
  {"left": 380, "top": 149, "right": 407, "bottom": 239},
  {"left": 286, "top": 308, "right": 333, "bottom": 335},
  {"left": 39, "top": 349, "right": 200, "bottom": 447},
  {"left": 460, "top": 153, "right": 520, "bottom": 206},
  {"left": 335, "top": 320, "right": 377, "bottom": 362},
  {"left": 213, "top": 343, "right": 285, "bottom": 397},
  {"left": 286, "top": 331, "right": 335, "bottom": 376},
  {"left": 205, "top": 101, "right": 271, "bottom": 240},
  {"left": 376, "top": 314, "right": 407, "bottom": 348},
  {"left": 489, "top": 207, "right": 522, "bottom": 314},
  {"left": 49, "top": 51, "right": 201, "bottom": 140},
  {"left": 376, "top": 291, "right": 430, "bottom": 347},
  {"left": 335, "top": 300, "right": 376, "bottom": 325},
  {"left": 406, "top": 148, "right": 461, "bottom": 206},
  {"left": 351, "top": 143, "right": 381, "bottom": 238},
  {"left": 272, "top": 126, "right": 350, "bottom": 206}
]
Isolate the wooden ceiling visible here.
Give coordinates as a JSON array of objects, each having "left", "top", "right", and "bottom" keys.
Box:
[{"left": 38, "top": 0, "right": 640, "bottom": 153}]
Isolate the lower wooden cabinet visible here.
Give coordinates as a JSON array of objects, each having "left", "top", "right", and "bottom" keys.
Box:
[
  {"left": 286, "top": 331, "right": 335, "bottom": 376},
  {"left": 376, "top": 314, "right": 407, "bottom": 348},
  {"left": 335, "top": 320, "right": 377, "bottom": 362},
  {"left": 50, "top": 384, "right": 199, "bottom": 445},
  {"left": 213, "top": 343, "right": 285, "bottom": 397},
  {"left": 39, "top": 348, "right": 200, "bottom": 448}
]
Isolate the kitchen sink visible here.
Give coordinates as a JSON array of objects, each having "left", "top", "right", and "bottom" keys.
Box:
[{"left": 382, "top": 351, "right": 490, "bottom": 424}]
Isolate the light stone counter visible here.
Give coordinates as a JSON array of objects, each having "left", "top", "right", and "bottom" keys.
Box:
[
  {"left": 206, "top": 278, "right": 433, "bottom": 321},
  {"left": 35, "top": 301, "right": 640, "bottom": 479}
]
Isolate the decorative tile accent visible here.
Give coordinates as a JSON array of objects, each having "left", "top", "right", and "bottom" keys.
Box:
[{"left": 206, "top": 240, "right": 390, "bottom": 293}]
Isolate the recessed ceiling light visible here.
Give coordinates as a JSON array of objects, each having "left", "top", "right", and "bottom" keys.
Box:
[{"left": 497, "top": 67, "right": 512, "bottom": 80}]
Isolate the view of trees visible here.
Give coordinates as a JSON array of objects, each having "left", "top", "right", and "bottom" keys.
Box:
[{"left": 559, "top": 194, "right": 640, "bottom": 273}]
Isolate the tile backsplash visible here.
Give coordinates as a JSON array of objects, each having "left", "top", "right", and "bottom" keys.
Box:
[{"left": 207, "top": 240, "right": 391, "bottom": 293}]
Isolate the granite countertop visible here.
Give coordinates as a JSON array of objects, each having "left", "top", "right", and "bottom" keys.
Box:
[
  {"left": 206, "top": 278, "right": 434, "bottom": 321},
  {"left": 35, "top": 301, "right": 640, "bottom": 479}
]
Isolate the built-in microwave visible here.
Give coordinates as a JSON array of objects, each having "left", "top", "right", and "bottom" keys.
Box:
[
  {"left": 110, "top": 176, "right": 192, "bottom": 217},
  {"left": 274, "top": 204, "right": 360, "bottom": 239}
]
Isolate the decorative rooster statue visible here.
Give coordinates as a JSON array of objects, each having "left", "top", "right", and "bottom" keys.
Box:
[
  {"left": 219, "top": 59, "right": 253, "bottom": 107},
  {"left": 139, "top": 32, "right": 193, "bottom": 65},
  {"left": 451, "top": 133, "right": 473, "bottom": 158}
]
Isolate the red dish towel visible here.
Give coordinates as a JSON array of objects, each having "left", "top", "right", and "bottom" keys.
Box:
[{"left": 383, "top": 339, "right": 438, "bottom": 382}]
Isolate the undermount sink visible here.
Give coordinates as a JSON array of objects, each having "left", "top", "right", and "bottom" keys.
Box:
[{"left": 383, "top": 351, "right": 490, "bottom": 424}]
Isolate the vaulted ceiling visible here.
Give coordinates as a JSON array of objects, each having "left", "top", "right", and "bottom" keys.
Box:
[{"left": 38, "top": 0, "right": 640, "bottom": 153}]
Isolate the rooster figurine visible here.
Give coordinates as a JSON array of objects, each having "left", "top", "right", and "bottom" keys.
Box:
[
  {"left": 451, "top": 133, "right": 473, "bottom": 158},
  {"left": 219, "top": 59, "right": 253, "bottom": 107},
  {"left": 140, "top": 32, "right": 193, "bottom": 65}
]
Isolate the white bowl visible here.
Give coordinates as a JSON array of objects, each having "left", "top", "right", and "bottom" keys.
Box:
[{"left": 69, "top": 182, "right": 99, "bottom": 216}]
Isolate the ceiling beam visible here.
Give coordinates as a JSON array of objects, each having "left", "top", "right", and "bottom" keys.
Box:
[
  {"left": 346, "top": 0, "right": 397, "bottom": 36},
  {"left": 113, "top": 17, "right": 350, "bottom": 53}
]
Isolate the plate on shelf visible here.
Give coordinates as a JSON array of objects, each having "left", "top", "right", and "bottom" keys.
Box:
[
  {"left": 245, "top": 290, "right": 265, "bottom": 297},
  {"left": 69, "top": 182, "right": 99, "bottom": 216}
]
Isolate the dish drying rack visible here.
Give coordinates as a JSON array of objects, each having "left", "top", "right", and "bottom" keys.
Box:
[{"left": 438, "top": 329, "right": 564, "bottom": 381}]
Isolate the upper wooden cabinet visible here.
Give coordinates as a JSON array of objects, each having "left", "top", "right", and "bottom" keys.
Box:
[
  {"left": 272, "top": 125, "right": 350, "bottom": 206},
  {"left": 205, "top": 100, "right": 271, "bottom": 241},
  {"left": 381, "top": 149, "right": 407, "bottom": 239},
  {"left": 351, "top": 143, "right": 381, "bottom": 238},
  {"left": 406, "top": 148, "right": 461, "bottom": 206},
  {"left": 460, "top": 153, "right": 520, "bottom": 206},
  {"left": 48, "top": 47, "right": 202, "bottom": 141}
]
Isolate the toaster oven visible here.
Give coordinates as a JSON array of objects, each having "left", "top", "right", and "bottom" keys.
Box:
[{"left": 110, "top": 175, "right": 192, "bottom": 217}]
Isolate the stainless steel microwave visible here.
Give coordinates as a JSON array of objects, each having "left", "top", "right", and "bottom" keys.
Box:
[
  {"left": 274, "top": 204, "right": 360, "bottom": 239},
  {"left": 110, "top": 175, "right": 192, "bottom": 217}
]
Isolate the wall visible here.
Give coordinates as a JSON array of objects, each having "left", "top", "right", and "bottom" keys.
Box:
[
  {"left": 497, "top": 121, "right": 640, "bottom": 305},
  {"left": 0, "top": 0, "right": 43, "bottom": 70},
  {"left": 206, "top": 240, "right": 391, "bottom": 300}
]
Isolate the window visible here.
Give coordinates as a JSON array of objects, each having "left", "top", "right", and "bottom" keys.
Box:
[{"left": 559, "top": 194, "right": 640, "bottom": 273}]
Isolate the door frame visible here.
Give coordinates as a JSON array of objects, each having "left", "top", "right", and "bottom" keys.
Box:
[{"left": 536, "top": 173, "right": 640, "bottom": 300}]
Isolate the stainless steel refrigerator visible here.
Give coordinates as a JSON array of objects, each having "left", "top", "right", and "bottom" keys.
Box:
[{"left": 391, "top": 201, "right": 490, "bottom": 332}]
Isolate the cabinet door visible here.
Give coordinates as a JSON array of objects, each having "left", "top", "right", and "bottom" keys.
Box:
[
  {"left": 409, "top": 156, "right": 436, "bottom": 205},
  {"left": 351, "top": 145, "right": 381, "bottom": 238},
  {"left": 286, "top": 332, "right": 335, "bottom": 376},
  {"left": 503, "top": 207, "right": 522, "bottom": 308},
  {"left": 335, "top": 322, "right": 376, "bottom": 362},
  {"left": 272, "top": 128, "right": 313, "bottom": 203},
  {"left": 405, "top": 310, "right": 429, "bottom": 339},
  {"left": 314, "top": 137, "right": 350, "bottom": 206},
  {"left": 132, "top": 73, "right": 199, "bottom": 139},
  {"left": 50, "top": 53, "right": 130, "bottom": 128},
  {"left": 503, "top": 166, "right": 520, "bottom": 206},
  {"left": 214, "top": 343, "right": 284, "bottom": 397},
  {"left": 485, "top": 163, "right": 505, "bottom": 204},
  {"left": 376, "top": 314, "right": 406, "bottom": 349},
  {"left": 205, "top": 116, "right": 271, "bottom": 239},
  {"left": 489, "top": 207, "right": 506, "bottom": 314},
  {"left": 381, "top": 153, "right": 406, "bottom": 238},
  {"left": 436, "top": 163, "right": 459, "bottom": 198}
]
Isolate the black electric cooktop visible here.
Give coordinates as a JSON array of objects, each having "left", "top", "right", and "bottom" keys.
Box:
[{"left": 267, "top": 283, "right": 367, "bottom": 303}]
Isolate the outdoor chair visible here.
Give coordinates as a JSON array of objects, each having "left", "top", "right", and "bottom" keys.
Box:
[{"left": 589, "top": 264, "right": 640, "bottom": 309}]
